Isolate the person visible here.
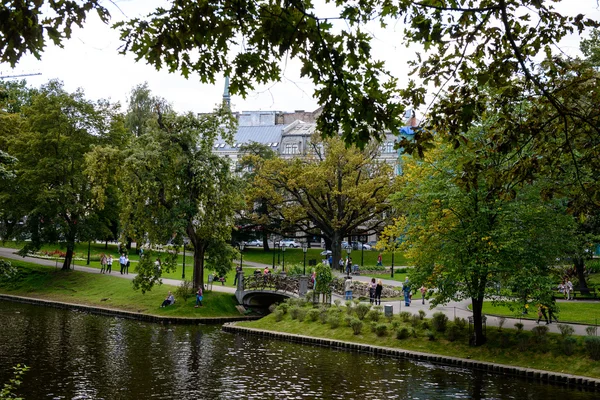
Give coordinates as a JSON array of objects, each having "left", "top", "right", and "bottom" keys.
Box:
[
  {"left": 106, "top": 255, "right": 113, "bottom": 274},
  {"left": 376, "top": 253, "right": 382, "bottom": 267},
  {"left": 346, "top": 257, "right": 352, "bottom": 276},
  {"left": 402, "top": 277, "right": 411, "bottom": 306},
  {"left": 100, "top": 254, "right": 107, "bottom": 274},
  {"left": 420, "top": 285, "right": 427, "bottom": 305},
  {"left": 339, "top": 258, "right": 344, "bottom": 273},
  {"left": 328, "top": 254, "right": 333, "bottom": 268},
  {"left": 344, "top": 276, "right": 353, "bottom": 300},
  {"left": 195, "top": 287, "right": 203, "bottom": 308},
  {"left": 375, "top": 279, "right": 383, "bottom": 305},
  {"left": 233, "top": 263, "right": 242, "bottom": 286},
  {"left": 160, "top": 291, "right": 175, "bottom": 307},
  {"left": 263, "top": 266, "right": 269, "bottom": 275},
  {"left": 558, "top": 281, "right": 565, "bottom": 296},
  {"left": 547, "top": 298, "right": 559, "bottom": 323},
  {"left": 310, "top": 270, "right": 316, "bottom": 288},
  {"left": 369, "top": 277, "right": 377, "bottom": 304},
  {"left": 565, "top": 278, "right": 574, "bottom": 300},
  {"left": 537, "top": 304, "right": 549, "bottom": 324},
  {"left": 125, "top": 255, "right": 130, "bottom": 274},
  {"left": 119, "top": 253, "right": 126, "bottom": 275}
]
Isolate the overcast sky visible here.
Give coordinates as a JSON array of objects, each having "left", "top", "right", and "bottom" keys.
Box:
[{"left": 3, "top": 0, "right": 599, "bottom": 116}]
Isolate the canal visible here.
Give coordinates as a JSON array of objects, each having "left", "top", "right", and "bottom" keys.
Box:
[{"left": 0, "top": 301, "right": 596, "bottom": 399}]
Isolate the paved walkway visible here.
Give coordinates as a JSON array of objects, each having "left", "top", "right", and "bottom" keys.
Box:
[{"left": 1, "top": 248, "right": 595, "bottom": 335}]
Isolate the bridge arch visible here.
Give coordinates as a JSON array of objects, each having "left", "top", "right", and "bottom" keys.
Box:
[{"left": 235, "top": 272, "right": 309, "bottom": 307}]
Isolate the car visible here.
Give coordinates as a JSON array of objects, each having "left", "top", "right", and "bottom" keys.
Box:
[
  {"left": 320, "top": 250, "right": 333, "bottom": 256},
  {"left": 360, "top": 243, "right": 372, "bottom": 250},
  {"left": 280, "top": 239, "right": 301, "bottom": 248},
  {"left": 245, "top": 239, "right": 262, "bottom": 247},
  {"left": 368, "top": 240, "right": 378, "bottom": 248},
  {"left": 341, "top": 241, "right": 351, "bottom": 249}
]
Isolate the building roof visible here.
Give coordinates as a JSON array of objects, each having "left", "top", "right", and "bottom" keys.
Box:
[{"left": 214, "top": 125, "right": 284, "bottom": 151}]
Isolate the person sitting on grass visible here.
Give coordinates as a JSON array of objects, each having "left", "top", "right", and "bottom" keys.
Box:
[
  {"left": 195, "top": 287, "right": 203, "bottom": 308},
  {"left": 160, "top": 291, "right": 175, "bottom": 308}
]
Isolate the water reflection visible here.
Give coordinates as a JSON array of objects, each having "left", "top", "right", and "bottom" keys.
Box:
[{"left": 0, "top": 301, "right": 596, "bottom": 400}]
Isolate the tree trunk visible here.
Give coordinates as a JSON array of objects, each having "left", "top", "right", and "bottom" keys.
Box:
[
  {"left": 262, "top": 233, "right": 270, "bottom": 251},
  {"left": 331, "top": 232, "right": 342, "bottom": 273},
  {"left": 471, "top": 297, "right": 486, "bottom": 346},
  {"left": 62, "top": 243, "right": 74, "bottom": 270},
  {"left": 104, "top": 240, "right": 108, "bottom": 250},
  {"left": 192, "top": 244, "right": 206, "bottom": 289},
  {"left": 574, "top": 256, "right": 590, "bottom": 294}
]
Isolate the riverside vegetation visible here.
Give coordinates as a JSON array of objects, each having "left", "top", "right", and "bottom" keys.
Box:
[{"left": 240, "top": 297, "right": 600, "bottom": 379}]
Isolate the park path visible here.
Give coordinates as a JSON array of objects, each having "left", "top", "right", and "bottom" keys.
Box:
[{"left": 1, "top": 247, "right": 595, "bottom": 335}]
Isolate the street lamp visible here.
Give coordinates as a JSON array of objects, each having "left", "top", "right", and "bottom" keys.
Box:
[
  {"left": 282, "top": 244, "right": 286, "bottom": 272},
  {"left": 302, "top": 242, "right": 308, "bottom": 275},
  {"left": 239, "top": 242, "right": 245, "bottom": 271},
  {"left": 361, "top": 241, "right": 364, "bottom": 267},
  {"left": 346, "top": 246, "right": 352, "bottom": 277}
]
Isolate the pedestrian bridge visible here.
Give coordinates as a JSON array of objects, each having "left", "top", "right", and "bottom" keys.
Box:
[{"left": 235, "top": 272, "right": 309, "bottom": 307}]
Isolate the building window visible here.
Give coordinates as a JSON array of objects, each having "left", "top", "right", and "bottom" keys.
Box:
[
  {"left": 283, "top": 143, "right": 300, "bottom": 154},
  {"left": 380, "top": 142, "right": 395, "bottom": 153}
]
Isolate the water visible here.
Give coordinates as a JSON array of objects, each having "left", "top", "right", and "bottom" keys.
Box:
[{"left": 0, "top": 301, "right": 596, "bottom": 400}]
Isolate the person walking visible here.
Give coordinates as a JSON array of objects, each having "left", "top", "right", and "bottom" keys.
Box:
[
  {"left": 376, "top": 253, "right": 382, "bottom": 267},
  {"left": 565, "top": 278, "right": 573, "bottom": 300},
  {"left": 402, "top": 277, "right": 411, "bottom": 306},
  {"left": 344, "top": 276, "right": 353, "bottom": 300},
  {"left": 195, "top": 287, "right": 203, "bottom": 308},
  {"left": 420, "top": 285, "right": 427, "bottom": 305},
  {"left": 119, "top": 253, "right": 126, "bottom": 275},
  {"left": 106, "top": 255, "right": 113, "bottom": 274},
  {"left": 100, "top": 254, "right": 107, "bottom": 274},
  {"left": 375, "top": 279, "right": 383, "bottom": 305},
  {"left": 369, "top": 277, "right": 377, "bottom": 304},
  {"left": 536, "top": 304, "right": 549, "bottom": 324},
  {"left": 346, "top": 257, "right": 352, "bottom": 277},
  {"left": 125, "top": 255, "right": 130, "bottom": 274},
  {"left": 233, "top": 264, "right": 242, "bottom": 286}
]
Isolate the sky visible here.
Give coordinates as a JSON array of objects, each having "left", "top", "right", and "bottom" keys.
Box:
[{"left": 3, "top": 0, "right": 599, "bottom": 116}]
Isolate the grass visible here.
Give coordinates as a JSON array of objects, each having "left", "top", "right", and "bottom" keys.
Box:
[
  {"left": 240, "top": 303, "right": 600, "bottom": 379},
  {"left": 0, "top": 259, "right": 242, "bottom": 318},
  {"left": 479, "top": 301, "right": 600, "bottom": 325}
]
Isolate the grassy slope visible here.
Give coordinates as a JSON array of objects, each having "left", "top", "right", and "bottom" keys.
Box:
[
  {"left": 241, "top": 310, "right": 600, "bottom": 379},
  {"left": 479, "top": 301, "right": 600, "bottom": 325},
  {"left": 0, "top": 259, "right": 241, "bottom": 318}
]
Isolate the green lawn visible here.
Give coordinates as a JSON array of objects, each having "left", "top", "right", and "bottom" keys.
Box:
[
  {"left": 0, "top": 259, "right": 242, "bottom": 318},
  {"left": 479, "top": 301, "right": 600, "bottom": 325},
  {"left": 241, "top": 305, "right": 600, "bottom": 379}
]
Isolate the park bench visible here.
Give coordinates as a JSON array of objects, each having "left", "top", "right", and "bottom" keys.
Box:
[{"left": 571, "top": 287, "right": 597, "bottom": 299}]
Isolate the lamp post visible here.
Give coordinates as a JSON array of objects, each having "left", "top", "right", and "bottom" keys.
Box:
[
  {"left": 282, "top": 244, "right": 286, "bottom": 272},
  {"left": 346, "top": 246, "right": 352, "bottom": 277},
  {"left": 361, "top": 242, "right": 364, "bottom": 267},
  {"left": 239, "top": 242, "right": 245, "bottom": 271},
  {"left": 302, "top": 242, "right": 308, "bottom": 275}
]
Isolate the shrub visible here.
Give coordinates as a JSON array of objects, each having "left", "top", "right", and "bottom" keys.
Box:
[
  {"left": 563, "top": 336, "right": 577, "bottom": 356},
  {"left": 426, "top": 330, "right": 436, "bottom": 341},
  {"left": 391, "top": 321, "right": 400, "bottom": 330},
  {"left": 499, "top": 332, "right": 511, "bottom": 349},
  {"left": 586, "top": 326, "right": 598, "bottom": 336},
  {"left": 350, "top": 318, "right": 363, "bottom": 335},
  {"left": 175, "top": 280, "right": 194, "bottom": 303},
  {"left": 454, "top": 317, "right": 467, "bottom": 330},
  {"left": 375, "top": 323, "right": 388, "bottom": 337},
  {"left": 274, "top": 310, "right": 284, "bottom": 322},
  {"left": 373, "top": 305, "right": 383, "bottom": 312},
  {"left": 296, "top": 308, "right": 307, "bottom": 322},
  {"left": 319, "top": 307, "right": 329, "bottom": 324},
  {"left": 497, "top": 317, "right": 506, "bottom": 331},
  {"left": 431, "top": 312, "right": 448, "bottom": 332},
  {"left": 334, "top": 299, "right": 341, "bottom": 307},
  {"left": 514, "top": 322, "right": 524, "bottom": 332},
  {"left": 411, "top": 314, "right": 421, "bottom": 327},
  {"left": 355, "top": 303, "right": 371, "bottom": 320},
  {"left": 369, "top": 321, "right": 378, "bottom": 333},
  {"left": 329, "top": 314, "right": 341, "bottom": 329},
  {"left": 399, "top": 311, "right": 412, "bottom": 322},
  {"left": 584, "top": 337, "right": 600, "bottom": 360},
  {"left": 418, "top": 309, "right": 426, "bottom": 320},
  {"left": 396, "top": 327, "right": 410, "bottom": 340},
  {"left": 421, "top": 321, "right": 430, "bottom": 330},
  {"left": 290, "top": 306, "right": 300, "bottom": 320},
  {"left": 277, "top": 303, "right": 289, "bottom": 314},
  {"left": 268, "top": 303, "right": 278, "bottom": 313},
  {"left": 366, "top": 310, "right": 381, "bottom": 322},
  {"left": 344, "top": 315, "right": 353, "bottom": 327},
  {"left": 531, "top": 325, "right": 549, "bottom": 343},
  {"left": 307, "top": 308, "right": 320, "bottom": 322},
  {"left": 446, "top": 324, "right": 461, "bottom": 342},
  {"left": 345, "top": 301, "right": 353, "bottom": 313},
  {"left": 558, "top": 324, "right": 575, "bottom": 338}
]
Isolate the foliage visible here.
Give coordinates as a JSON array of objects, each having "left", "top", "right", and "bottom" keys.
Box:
[
  {"left": 454, "top": 317, "right": 467, "bottom": 331},
  {"left": 399, "top": 311, "right": 412, "bottom": 322},
  {"left": 0, "top": 363, "right": 29, "bottom": 400},
  {"left": 418, "top": 309, "right": 426, "bottom": 320},
  {"left": 514, "top": 323, "right": 524, "bottom": 332},
  {"left": 365, "top": 310, "right": 380, "bottom": 322},
  {"left": 0, "top": 259, "right": 17, "bottom": 280},
  {"left": 350, "top": 318, "right": 363, "bottom": 335},
  {"left": 446, "top": 324, "right": 461, "bottom": 342},
  {"left": 425, "top": 330, "right": 436, "bottom": 341},
  {"left": 558, "top": 324, "right": 575, "bottom": 338},
  {"left": 431, "top": 312, "right": 448, "bottom": 333},
  {"left": 374, "top": 323, "right": 388, "bottom": 337},
  {"left": 296, "top": 308, "right": 307, "bottom": 322},
  {"left": 531, "top": 325, "right": 549, "bottom": 339},
  {"left": 410, "top": 314, "right": 420, "bottom": 328},
  {"left": 277, "top": 303, "right": 289, "bottom": 314},
  {"left": 328, "top": 314, "right": 341, "bottom": 329},
  {"left": 396, "top": 327, "right": 410, "bottom": 340},
  {"left": 314, "top": 263, "right": 333, "bottom": 294},
  {"left": 562, "top": 336, "right": 577, "bottom": 357},
  {"left": 584, "top": 337, "right": 600, "bottom": 361},
  {"left": 497, "top": 317, "right": 506, "bottom": 332},
  {"left": 586, "top": 326, "right": 598, "bottom": 336},
  {"left": 307, "top": 308, "right": 320, "bottom": 322},
  {"left": 289, "top": 306, "right": 300, "bottom": 320},
  {"left": 273, "top": 309, "right": 284, "bottom": 322},
  {"left": 175, "top": 280, "right": 195, "bottom": 303},
  {"left": 355, "top": 303, "right": 370, "bottom": 320}
]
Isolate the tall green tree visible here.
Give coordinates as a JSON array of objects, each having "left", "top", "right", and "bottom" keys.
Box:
[{"left": 252, "top": 135, "right": 398, "bottom": 269}]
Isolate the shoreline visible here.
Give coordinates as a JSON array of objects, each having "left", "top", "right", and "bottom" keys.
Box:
[
  {"left": 0, "top": 294, "right": 261, "bottom": 325},
  {"left": 223, "top": 323, "right": 600, "bottom": 391}
]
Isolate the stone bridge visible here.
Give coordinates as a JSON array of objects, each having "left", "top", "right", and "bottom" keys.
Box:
[{"left": 235, "top": 272, "right": 309, "bottom": 307}]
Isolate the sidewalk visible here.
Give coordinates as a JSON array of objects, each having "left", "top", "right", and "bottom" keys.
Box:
[{"left": 1, "top": 247, "right": 595, "bottom": 335}]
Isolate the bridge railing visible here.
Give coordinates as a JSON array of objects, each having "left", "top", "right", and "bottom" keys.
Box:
[{"left": 243, "top": 273, "right": 301, "bottom": 294}]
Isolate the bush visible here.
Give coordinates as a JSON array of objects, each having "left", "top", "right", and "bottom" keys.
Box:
[
  {"left": 391, "top": 321, "right": 400, "bottom": 330},
  {"left": 431, "top": 312, "right": 448, "bottom": 332},
  {"left": 355, "top": 303, "right": 371, "bottom": 320},
  {"left": 375, "top": 323, "right": 388, "bottom": 337},
  {"left": 558, "top": 324, "right": 575, "bottom": 338},
  {"left": 350, "top": 318, "right": 363, "bottom": 335},
  {"left": 369, "top": 321, "right": 378, "bottom": 333},
  {"left": 584, "top": 336, "right": 600, "bottom": 360},
  {"left": 277, "top": 303, "right": 289, "bottom": 314},
  {"left": 328, "top": 314, "right": 341, "bottom": 329},
  {"left": 366, "top": 310, "right": 381, "bottom": 322},
  {"left": 426, "top": 330, "right": 436, "bottom": 341},
  {"left": 344, "top": 315, "right": 353, "bottom": 327},
  {"left": 411, "top": 314, "right": 421, "bottom": 327},
  {"left": 319, "top": 307, "right": 329, "bottom": 324},
  {"left": 290, "top": 306, "right": 300, "bottom": 320},
  {"left": 296, "top": 308, "right": 307, "bottom": 322},
  {"left": 268, "top": 303, "right": 278, "bottom": 313},
  {"left": 514, "top": 322, "right": 524, "bottom": 332},
  {"left": 418, "top": 309, "right": 426, "bottom": 320},
  {"left": 454, "top": 317, "right": 467, "bottom": 330},
  {"left": 399, "top": 311, "right": 412, "bottom": 322},
  {"left": 531, "top": 325, "right": 549, "bottom": 341},
  {"left": 446, "top": 324, "right": 461, "bottom": 342},
  {"left": 274, "top": 310, "right": 284, "bottom": 322},
  {"left": 345, "top": 301, "right": 353, "bottom": 313},
  {"left": 586, "top": 326, "right": 598, "bottom": 336},
  {"left": 421, "top": 321, "right": 430, "bottom": 330},
  {"left": 563, "top": 336, "right": 577, "bottom": 356},
  {"left": 497, "top": 317, "right": 506, "bottom": 331},
  {"left": 334, "top": 299, "right": 341, "bottom": 307},
  {"left": 396, "top": 327, "right": 410, "bottom": 340},
  {"left": 307, "top": 308, "right": 320, "bottom": 322},
  {"left": 175, "top": 280, "right": 194, "bottom": 303}
]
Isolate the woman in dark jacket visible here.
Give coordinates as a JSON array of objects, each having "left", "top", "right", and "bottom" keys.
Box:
[{"left": 375, "top": 279, "right": 383, "bottom": 305}]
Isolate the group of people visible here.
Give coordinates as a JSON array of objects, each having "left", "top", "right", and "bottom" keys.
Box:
[
  {"left": 368, "top": 278, "right": 383, "bottom": 305},
  {"left": 160, "top": 288, "right": 204, "bottom": 308},
  {"left": 98, "top": 253, "right": 130, "bottom": 275},
  {"left": 558, "top": 278, "right": 574, "bottom": 300}
]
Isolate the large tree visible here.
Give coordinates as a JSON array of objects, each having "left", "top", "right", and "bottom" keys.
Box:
[
  {"left": 251, "top": 135, "right": 398, "bottom": 269},
  {"left": 0, "top": 79, "right": 124, "bottom": 269}
]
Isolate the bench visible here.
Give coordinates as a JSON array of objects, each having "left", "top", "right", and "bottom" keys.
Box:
[{"left": 571, "top": 287, "right": 597, "bottom": 299}]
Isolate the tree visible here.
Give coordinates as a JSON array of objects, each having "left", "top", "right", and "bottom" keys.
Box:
[
  {"left": 0, "top": 80, "right": 123, "bottom": 269},
  {"left": 389, "top": 121, "right": 573, "bottom": 346},
  {"left": 90, "top": 105, "right": 243, "bottom": 290},
  {"left": 252, "top": 135, "right": 398, "bottom": 269},
  {"left": 0, "top": 0, "right": 109, "bottom": 66}
]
